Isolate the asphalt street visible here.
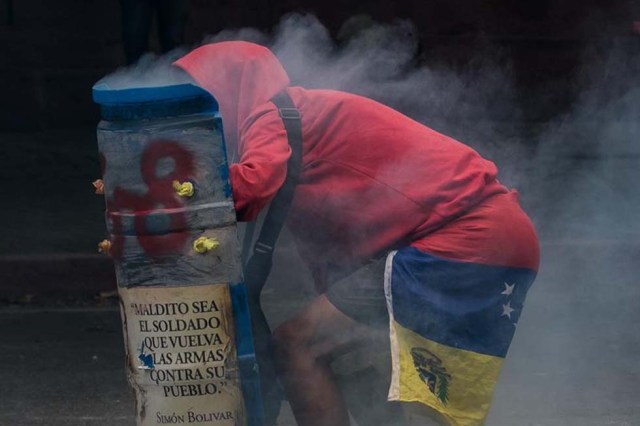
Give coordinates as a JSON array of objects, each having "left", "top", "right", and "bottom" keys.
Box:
[{"left": 2, "top": 239, "right": 640, "bottom": 426}]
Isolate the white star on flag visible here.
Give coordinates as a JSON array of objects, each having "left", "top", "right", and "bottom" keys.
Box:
[
  {"left": 501, "top": 282, "right": 515, "bottom": 296},
  {"left": 502, "top": 301, "right": 515, "bottom": 319}
]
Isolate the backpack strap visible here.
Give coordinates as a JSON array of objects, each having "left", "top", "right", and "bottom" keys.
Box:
[
  {"left": 251, "top": 90, "right": 302, "bottom": 260},
  {"left": 242, "top": 89, "right": 302, "bottom": 425}
]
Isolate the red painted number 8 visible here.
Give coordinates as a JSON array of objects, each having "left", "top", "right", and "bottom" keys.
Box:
[{"left": 107, "top": 140, "right": 195, "bottom": 260}]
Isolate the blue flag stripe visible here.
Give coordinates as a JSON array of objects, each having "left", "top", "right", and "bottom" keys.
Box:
[{"left": 391, "top": 247, "right": 536, "bottom": 358}]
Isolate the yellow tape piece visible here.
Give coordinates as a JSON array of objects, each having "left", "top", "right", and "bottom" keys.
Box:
[
  {"left": 193, "top": 237, "right": 219, "bottom": 254},
  {"left": 93, "top": 179, "right": 104, "bottom": 195},
  {"left": 172, "top": 180, "right": 195, "bottom": 197},
  {"left": 97, "top": 239, "right": 111, "bottom": 254}
]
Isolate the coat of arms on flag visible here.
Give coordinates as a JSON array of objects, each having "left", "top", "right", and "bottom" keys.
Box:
[{"left": 411, "top": 347, "right": 452, "bottom": 405}]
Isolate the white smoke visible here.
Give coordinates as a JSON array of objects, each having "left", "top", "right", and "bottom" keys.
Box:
[
  {"left": 96, "top": 13, "right": 640, "bottom": 424},
  {"left": 95, "top": 49, "right": 193, "bottom": 90},
  {"left": 204, "top": 13, "right": 527, "bottom": 183},
  {"left": 201, "top": 13, "right": 640, "bottom": 426},
  {"left": 529, "top": 39, "right": 640, "bottom": 241}
]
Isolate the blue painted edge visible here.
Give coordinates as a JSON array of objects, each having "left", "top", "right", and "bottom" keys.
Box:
[
  {"left": 230, "top": 282, "right": 265, "bottom": 426},
  {"left": 217, "top": 119, "right": 233, "bottom": 198},
  {"left": 92, "top": 83, "right": 212, "bottom": 105}
]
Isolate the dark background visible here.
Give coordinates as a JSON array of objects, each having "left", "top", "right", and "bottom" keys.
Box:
[
  {"left": 1, "top": 0, "right": 637, "bottom": 131},
  {"left": 0, "top": 1, "right": 639, "bottom": 425},
  {"left": 1, "top": 0, "right": 637, "bottom": 297}
]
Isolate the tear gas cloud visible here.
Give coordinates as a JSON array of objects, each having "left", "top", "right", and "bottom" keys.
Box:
[
  {"left": 208, "top": 14, "right": 640, "bottom": 425},
  {"left": 203, "top": 13, "right": 639, "bottom": 242},
  {"left": 529, "top": 40, "right": 640, "bottom": 241},
  {"left": 96, "top": 49, "right": 193, "bottom": 89},
  {"left": 200, "top": 13, "right": 639, "bottom": 241},
  {"left": 103, "top": 13, "right": 640, "bottom": 424},
  {"left": 207, "top": 15, "right": 525, "bottom": 184},
  {"left": 487, "top": 37, "right": 640, "bottom": 425}
]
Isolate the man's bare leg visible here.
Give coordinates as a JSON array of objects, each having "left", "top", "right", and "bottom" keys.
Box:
[{"left": 272, "top": 294, "right": 369, "bottom": 426}]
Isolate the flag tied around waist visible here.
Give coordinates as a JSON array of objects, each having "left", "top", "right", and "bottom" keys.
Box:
[{"left": 384, "top": 247, "right": 536, "bottom": 425}]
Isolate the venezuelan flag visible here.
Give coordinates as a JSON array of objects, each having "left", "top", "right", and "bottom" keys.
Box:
[{"left": 384, "top": 247, "right": 537, "bottom": 425}]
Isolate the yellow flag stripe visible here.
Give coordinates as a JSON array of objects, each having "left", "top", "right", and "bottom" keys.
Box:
[{"left": 388, "top": 321, "right": 505, "bottom": 426}]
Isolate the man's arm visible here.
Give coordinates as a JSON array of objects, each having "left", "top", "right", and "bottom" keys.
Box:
[{"left": 230, "top": 108, "right": 291, "bottom": 221}]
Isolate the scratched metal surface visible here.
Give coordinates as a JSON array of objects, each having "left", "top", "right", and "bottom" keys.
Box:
[{"left": 97, "top": 114, "right": 242, "bottom": 287}]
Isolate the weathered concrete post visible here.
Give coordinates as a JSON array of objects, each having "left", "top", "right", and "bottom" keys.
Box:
[{"left": 93, "top": 82, "right": 263, "bottom": 426}]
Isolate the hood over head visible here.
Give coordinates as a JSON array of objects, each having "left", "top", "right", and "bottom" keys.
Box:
[{"left": 174, "top": 41, "right": 290, "bottom": 161}]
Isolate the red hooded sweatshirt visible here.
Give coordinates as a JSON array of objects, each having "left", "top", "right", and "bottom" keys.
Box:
[{"left": 175, "top": 42, "right": 539, "bottom": 287}]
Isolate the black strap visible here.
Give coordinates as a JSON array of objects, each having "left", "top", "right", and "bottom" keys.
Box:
[
  {"left": 243, "top": 89, "right": 302, "bottom": 426},
  {"left": 251, "top": 90, "right": 302, "bottom": 259}
]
